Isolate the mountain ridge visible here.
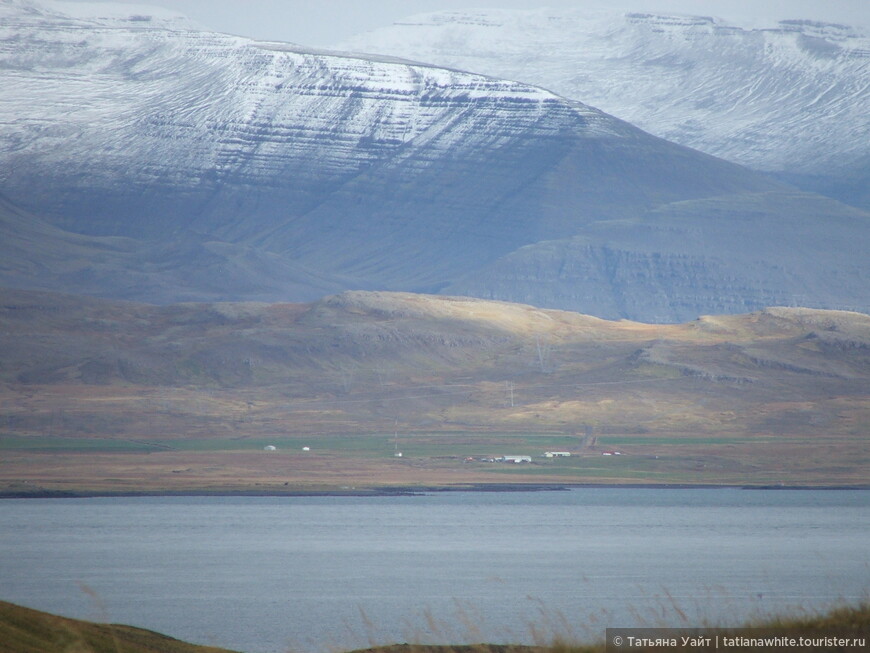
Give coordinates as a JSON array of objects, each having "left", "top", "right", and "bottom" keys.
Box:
[
  {"left": 0, "top": 192, "right": 356, "bottom": 303},
  {"left": 337, "top": 8, "right": 870, "bottom": 209},
  {"left": 1, "top": 1, "right": 867, "bottom": 321},
  {"left": 444, "top": 190, "right": 870, "bottom": 322}
]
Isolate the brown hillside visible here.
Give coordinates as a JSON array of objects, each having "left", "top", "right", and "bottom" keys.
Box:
[{"left": 1, "top": 288, "right": 868, "bottom": 492}]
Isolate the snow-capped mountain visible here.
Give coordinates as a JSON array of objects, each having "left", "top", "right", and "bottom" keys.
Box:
[
  {"left": 337, "top": 9, "right": 870, "bottom": 209},
  {"left": 1, "top": 1, "right": 868, "bottom": 321}
]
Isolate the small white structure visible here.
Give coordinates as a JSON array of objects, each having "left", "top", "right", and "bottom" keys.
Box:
[
  {"left": 263, "top": 445, "right": 277, "bottom": 451},
  {"left": 302, "top": 446, "right": 310, "bottom": 451},
  {"left": 502, "top": 455, "right": 532, "bottom": 464},
  {"left": 544, "top": 451, "right": 571, "bottom": 458}
]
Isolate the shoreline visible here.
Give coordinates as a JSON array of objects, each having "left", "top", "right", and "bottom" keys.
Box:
[{"left": 2, "top": 481, "right": 868, "bottom": 499}]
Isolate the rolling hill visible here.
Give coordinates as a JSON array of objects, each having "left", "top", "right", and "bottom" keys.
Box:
[{"left": 1, "top": 287, "right": 867, "bottom": 491}]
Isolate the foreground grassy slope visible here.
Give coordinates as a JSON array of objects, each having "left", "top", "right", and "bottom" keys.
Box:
[
  {"left": 359, "top": 602, "right": 870, "bottom": 653},
  {"left": 1, "top": 288, "right": 868, "bottom": 492},
  {"left": 2, "top": 600, "right": 867, "bottom": 653},
  {"left": 0, "top": 600, "right": 238, "bottom": 653}
]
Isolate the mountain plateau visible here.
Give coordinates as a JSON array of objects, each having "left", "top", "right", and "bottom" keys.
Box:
[{"left": 338, "top": 9, "right": 870, "bottom": 210}]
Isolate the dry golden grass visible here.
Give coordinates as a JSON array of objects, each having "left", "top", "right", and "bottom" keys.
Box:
[
  {"left": 0, "top": 600, "right": 238, "bottom": 653},
  {"left": 2, "top": 600, "right": 867, "bottom": 653},
  {"left": 2, "top": 289, "right": 869, "bottom": 492}
]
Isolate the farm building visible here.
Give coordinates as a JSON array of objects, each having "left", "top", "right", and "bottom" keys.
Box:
[
  {"left": 544, "top": 451, "right": 571, "bottom": 458},
  {"left": 501, "top": 455, "right": 532, "bottom": 464}
]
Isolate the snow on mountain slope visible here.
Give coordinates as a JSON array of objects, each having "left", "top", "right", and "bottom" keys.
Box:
[
  {"left": 0, "top": 0, "right": 195, "bottom": 27},
  {"left": 3, "top": 2, "right": 868, "bottom": 321},
  {"left": 0, "top": 0, "right": 617, "bottom": 238},
  {"left": 0, "top": 0, "right": 784, "bottom": 304},
  {"left": 337, "top": 9, "right": 870, "bottom": 208}
]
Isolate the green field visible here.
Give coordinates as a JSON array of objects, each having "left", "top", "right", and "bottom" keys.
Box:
[
  {"left": 0, "top": 435, "right": 160, "bottom": 453},
  {"left": 0, "top": 431, "right": 579, "bottom": 458},
  {"left": 3, "top": 428, "right": 867, "bottom": 490}
]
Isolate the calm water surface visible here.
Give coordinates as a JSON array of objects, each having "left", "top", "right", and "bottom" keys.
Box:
[{"left": 1, "top": 488, "right": 868, "bottom": 653}]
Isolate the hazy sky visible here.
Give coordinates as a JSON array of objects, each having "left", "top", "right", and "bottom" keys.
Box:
[{"left": 63, "top": 1, "right": 870, "bottom": 47}]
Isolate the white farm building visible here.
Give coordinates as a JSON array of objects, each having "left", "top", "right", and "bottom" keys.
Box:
[{"left": 501, "top": 455, "right": 532, "bottom": 463}]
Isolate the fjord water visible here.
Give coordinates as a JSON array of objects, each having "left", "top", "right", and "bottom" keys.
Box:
[{"left": 1, "top": 489, "right": 867, "bottom": 653}]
